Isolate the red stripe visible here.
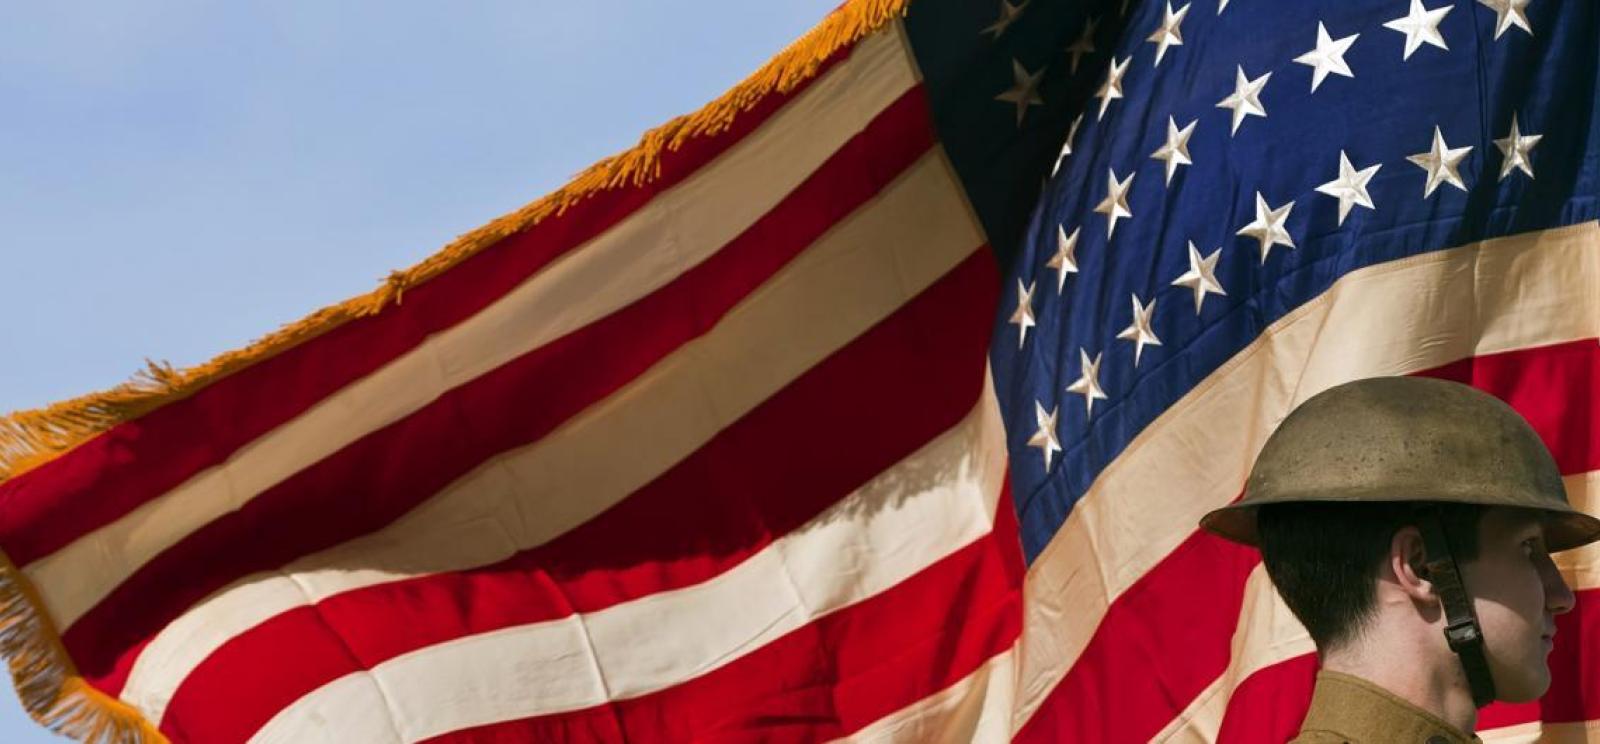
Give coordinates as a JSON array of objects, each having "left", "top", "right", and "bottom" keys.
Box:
[
  {"left": 1214, "top": 588, "right": 1600, "bottom": 742},
  {"left": 0, "top": 38, "right": 864, "bottom": 568},
  {"left": 1215, "top": 654, "right": 1317, "bottom": 744},
  {"left": 67, "top": 85, "right": 941, "bottom": 687},
  {"left": 1012, "top": 531, "right": 1262, "bottom": 744},
  {"left": 1014, "top": 338, "right": 1600, "bottom": 743},
  {"left": 422, "top": 484, "right": 1023, "bottom": 744},
  {"left": 148, "top": 249, "right": 1001, "bottom": 742}
]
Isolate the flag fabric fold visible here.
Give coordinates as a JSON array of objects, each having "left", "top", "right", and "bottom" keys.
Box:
[
  {"left": 1, "top": 0, "right": 1598, "bottom": 742},
  {"left": 0, "top": 1, "right": 1065, "bottom": 741},
  {"left": 995, "top": 0, "right": 1600, "bottom": 741}
]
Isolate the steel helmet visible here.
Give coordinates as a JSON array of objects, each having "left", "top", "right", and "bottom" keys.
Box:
[
  {"left": 1199, "top": 376, "right": 1600, "bottom": 708},
  {"left": 1201, "top": 376, "right": 1600, "bottom": 550}
]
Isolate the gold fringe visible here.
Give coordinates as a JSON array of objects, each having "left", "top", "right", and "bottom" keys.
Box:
[
  {"left": 0, "top": 0, "right": 912, "bottom": 739},
  {"left": 0, "top": 555, "right": 168, "bottom": 743},
  {"left": 0, "top": 0, "right": 913, "bottom": 485}
]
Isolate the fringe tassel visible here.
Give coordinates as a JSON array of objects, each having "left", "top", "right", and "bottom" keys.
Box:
[
  {"left": 0, "top": 556, "right": 167, "bottom": 743},
  {"left": 0, "top": 0, "right": 912, "bottom": 486},
  {"left": 0, "top": 1, "right": 912, "bottom": 739}
]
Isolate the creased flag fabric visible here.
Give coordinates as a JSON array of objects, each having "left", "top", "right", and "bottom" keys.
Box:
[
  {"left": 0, "top": 1, "right": 1596, "bottom": 743},
  {"left": 0, "top": 2, "right": 1061, "bottom": 742},
  {"left": 996, "top": 0, "right": 1600, "bottom": 742}
]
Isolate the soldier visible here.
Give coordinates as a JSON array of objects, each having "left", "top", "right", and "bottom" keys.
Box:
[{"left": 1200, "top": 377, "right": 1600, "bottom": 743}]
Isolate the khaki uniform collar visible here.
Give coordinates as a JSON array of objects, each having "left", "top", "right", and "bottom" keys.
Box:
[{"left": 1293, "top": 670, "right": 1480, "bottom": 744}]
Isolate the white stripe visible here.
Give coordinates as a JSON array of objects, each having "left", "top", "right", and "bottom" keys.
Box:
[
  {"left": 247, "top": 369, "right": 1009, "bottom": 743},
  {"left": 125, "top": 145, "right": 982, "bottom": 724},
  {"left": 1154, "top": 469, "right": 1600, "bottom": 741},
  {"left": 28, "top": 27, "right": 921, "bottom": 632},
  {"left": 252, "top": 674, "right": 405, "bottom": 744},
  {"left": 833, "top": 646, "right": 1017, "bottom": 744},
  {"left": 1013, "top": 221, "right": 1600, "bottom": 730},
  {"left": 1480, "top": 719, "right": 1600, "bottom": 743}
]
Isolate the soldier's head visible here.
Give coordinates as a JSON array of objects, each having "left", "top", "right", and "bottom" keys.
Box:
[{"left": 1200, "top": 377, "right": 1600, "bottom": 706}]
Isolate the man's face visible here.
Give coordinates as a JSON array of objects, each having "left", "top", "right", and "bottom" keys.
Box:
[{"left": 1461, "top": 507, "right": 1577, "bottom": 702}]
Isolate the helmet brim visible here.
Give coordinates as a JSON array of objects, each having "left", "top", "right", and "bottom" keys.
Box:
[{"left": 1200, "top": 498, "right": 1600, "bottom": 552}]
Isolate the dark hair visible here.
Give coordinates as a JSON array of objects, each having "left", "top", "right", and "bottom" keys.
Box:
[{"left": 1256, "top": 501, "right": 1484, "bottom": 652}]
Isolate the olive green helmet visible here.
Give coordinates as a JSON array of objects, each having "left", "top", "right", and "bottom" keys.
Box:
[
  {"left": 1201, "top": 376, "right": 1600, "bottom": 551},
  {"left": 1201, "top": 375, "right": 1600, "bottom": 708}
]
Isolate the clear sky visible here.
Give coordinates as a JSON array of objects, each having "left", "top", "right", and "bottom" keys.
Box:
[{"left": 0, "top": 2, "right": 836, "bottom": 739}]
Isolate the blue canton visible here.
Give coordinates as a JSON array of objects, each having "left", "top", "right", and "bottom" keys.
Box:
[{"left": 984, "top": 0, "right": 1600, "bottom": 562}]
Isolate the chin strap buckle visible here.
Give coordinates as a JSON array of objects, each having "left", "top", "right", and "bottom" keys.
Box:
[
  {"left": 1442, "top": 615, "right": 1482, "bottom": 651},
  {"left": 1415, "top": 506, "right": 1496, "bottom": 708}
]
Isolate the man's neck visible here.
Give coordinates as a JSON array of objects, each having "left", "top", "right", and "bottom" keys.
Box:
[{"left": 1322, "top": 641, "right": 1478, "bottom": 735}]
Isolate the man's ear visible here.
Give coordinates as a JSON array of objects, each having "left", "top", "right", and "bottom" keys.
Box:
[{"left": 1388, "top": 525, "right": 1435, "bottom": 603}]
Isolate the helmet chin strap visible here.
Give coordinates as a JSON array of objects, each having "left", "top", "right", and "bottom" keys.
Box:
[{"left": 1415, "top": 506, "right": 1497, "bottom": 707}]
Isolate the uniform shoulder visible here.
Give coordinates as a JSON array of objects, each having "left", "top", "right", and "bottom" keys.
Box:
[{"left": 1291, "top": 670, "right": 1478, "bottom": 744}]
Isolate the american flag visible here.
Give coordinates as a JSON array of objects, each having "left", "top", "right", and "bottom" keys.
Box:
[
  {"left": 997, "top": 0, "right": 1600, "bottom": 741},
  {"left": 0, "top": 0, "right": 1594, "bottom": 743}
]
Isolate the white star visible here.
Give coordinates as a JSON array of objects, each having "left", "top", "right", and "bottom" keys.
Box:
[
  {"left": 1150, "top": 116, "right": 1197, "bottom": 185},
  {"left": 1294, "top": 22, "right": 1358, "bottom": 92},
  {"left": 1479, "top": 0, "right": 1532, "bottom": 39},
  {"left": 1315, "top": 150, "right": 1382, "bottom": 225},
  {"left": 1009, "top": 279, "right": 1036, "bottom": 348},
  {"left": 1067, "top": 16, "right": 1099, "bottom": 74},
  {"left": 1237, "top": 192, "right": 1296, "bottom": 263},
  {"left": 1096, "top": 55, "right": 1131, "bottom": 120},
  {"left": 1065, "top": 348, "right": 1109, "bottom": 417},
  {"left": 1052, "top": 113, "right": 1084, "bottom": 177},
  {"left": 1495, "top": 113, "right": 1542, "bottom": 180},
  {"left": 983, "top": 0, "right": 1031, "bottom": 39},
  {"left": 1171, "top": 241, "right": 1227, "bottom": 314},
  {"left": 995, "top": 59, "right": 1046, "bottom": 127},
  {"left": 1216, "top": 65, "right": 1271, "bottom": 135},
  {"left": 1146, "top": 2, "right": 1192, "bottom": 67},
  {"left": 1095, "top": 168, "right": 1136, "bottom": 238},
  {"left": 1117, "top": 294, "right": 1164, "bottom": 367},
  {"left": 1407, "top": 126, "right": 1473, "bottom": 197},
  {"left": 1027, "top": 401, "right": 1063, "bottom": 470},
  {"left": 1047, "top": 225, "right": 1080, "bottom": 291},
  {"left": 1218, "top": 0, "right": 1231, "bottom": 13},
  {"left": 1383, "top": 0, "right": 1451, "bottom": 60}
]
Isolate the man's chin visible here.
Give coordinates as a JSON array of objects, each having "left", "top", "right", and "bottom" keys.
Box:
[{"left": 1494, "top": 667, "right": 1552, "bottom": 705}]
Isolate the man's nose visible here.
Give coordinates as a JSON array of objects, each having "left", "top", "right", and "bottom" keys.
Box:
[{"left": 1542, "top": 555, "right": 1576, "bottom": 615}]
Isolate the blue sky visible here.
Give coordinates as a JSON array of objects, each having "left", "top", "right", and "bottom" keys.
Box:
[{"left": 0, "top": 2, "right": 836, "bottom": 738}]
